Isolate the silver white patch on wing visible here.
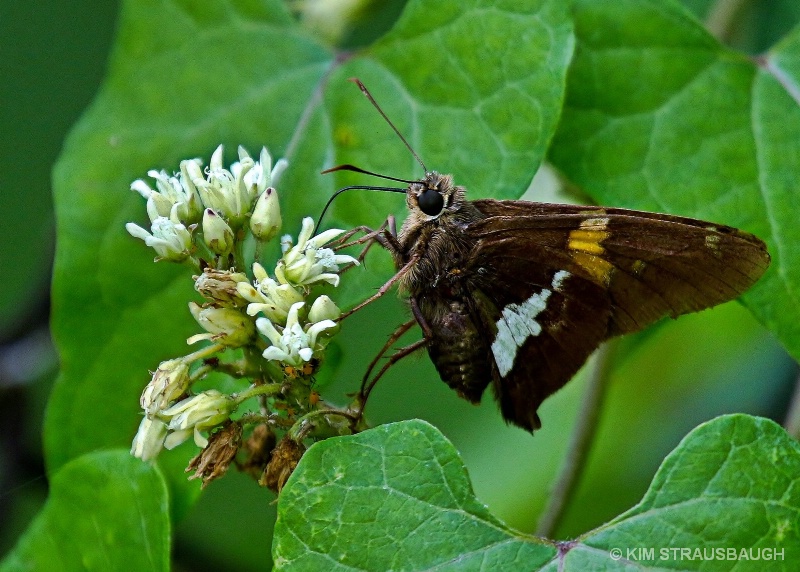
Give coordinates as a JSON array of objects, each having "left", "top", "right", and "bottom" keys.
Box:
[
  {"left": 552, "top": 270, "right": 570, "bottom": 291},
  {"left": 491, "top": 271, "right": 571, "bottom": 377}
]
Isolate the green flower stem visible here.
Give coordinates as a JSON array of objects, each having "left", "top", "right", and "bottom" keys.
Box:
[
  {"left": 253, "top": 240, "right": 265, "bottom": 269},
  {"left": 236, "top": 412, "right": 272, "bottom": 425},
  {"left": 237, "top": 412, "right": 298, "bottom": 430},
  {"left": 209, "top": 359, "right": 250, "bottom": 378},
  {"left": 187, "top": 255, "right": 203, "bottom": 271},
  {"left": 188, "top": 363, "right": 214, "bottom": 384},
  {"left": 209, "top": 353, "right": 280, "bottom": 381},
  {"left": 232, "top": 231, "right": 247, "bottom": 273},
  {"left": 243, "top": 346, "right": 276, "bottom": 376},
  {"left": 287, "top": 407, "right": 358, "bottom": 441},
  {"left": 241, "top": 346, "right": 282, "bottom": 414},
  {"left": 235, "top": 382, "right": 283, "bottom": 404},
  {"left": 184, "top": 342, "right": 226, "bottom": 364}
]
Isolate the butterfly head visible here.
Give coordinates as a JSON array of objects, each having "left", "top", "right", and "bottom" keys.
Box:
[{"left": 407, "top": 172, "right": 464, "bottom": 222}]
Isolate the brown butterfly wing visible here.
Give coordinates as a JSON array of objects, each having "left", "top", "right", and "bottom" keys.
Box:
[
  {"left": 463, "top": 199, "right": 769, "bottom": 430},
  {"left": 464, "top": 263, "right": 611, "bottom": 431}
]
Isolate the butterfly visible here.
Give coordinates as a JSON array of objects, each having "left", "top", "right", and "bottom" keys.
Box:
[{"left": 327, "top": 79, "right": 770, "bottom": 432}]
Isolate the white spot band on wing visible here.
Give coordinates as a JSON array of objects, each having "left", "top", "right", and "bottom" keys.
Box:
[{"left": 490, "top": 271, "right": 571, "bottom": 377}]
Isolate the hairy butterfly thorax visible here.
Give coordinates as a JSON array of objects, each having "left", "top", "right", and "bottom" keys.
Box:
[{"left": 396, "top": 172, "right": 480, "bottom": 292}]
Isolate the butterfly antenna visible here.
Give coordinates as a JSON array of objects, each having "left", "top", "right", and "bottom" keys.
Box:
[
  {"left": 321, "top": 163, "right": 416, "bottom": 184},
  {"left": 314, "top": 184, "right": 406, "bottom": 234},
  {"left": 350, "top": 78, "right": 428, "bottom": 174}
]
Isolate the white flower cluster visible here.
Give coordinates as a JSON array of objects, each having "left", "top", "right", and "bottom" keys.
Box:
[
  {"left": 127, "top": 145, "right": 359, "bottom": 465},
  {"left": 236, "top": 217, "right": 358, "bottom": 367},
  {"left": 125, "top": 145, "right": 287, "bottom": 261}
]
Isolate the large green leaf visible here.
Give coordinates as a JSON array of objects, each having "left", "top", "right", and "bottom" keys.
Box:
[
  {"left": 321, "top": 0, "right": 574, "bottom": 213},
  {"left": 274, "top": 415, "right": 800, "bottom": 570},
  {"left": 45, "top": 0, "right": 572, "bottom": 502},
  {"left": 272, "top": 419, "right": 556, "bottom": 570},
  {"left": 0, "top": 451, "right": 170, "bottom": 572},
  {"left": 549, "top": 0, "right": 800, "bottom": 361}
]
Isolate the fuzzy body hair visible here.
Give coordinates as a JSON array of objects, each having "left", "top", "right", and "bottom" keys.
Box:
[{"left": 394, "top": 172, "right": 492, "bottom": 402}]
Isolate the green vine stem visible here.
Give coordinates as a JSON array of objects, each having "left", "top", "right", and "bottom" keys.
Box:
[
  {"left": 784, "top": 369, "right": 800, "bottom": 440},
  {"left": 536, "top": 340, "right": 617, "bottom": 537}
]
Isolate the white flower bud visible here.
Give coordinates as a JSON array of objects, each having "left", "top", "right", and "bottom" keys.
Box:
[
  {"left": 194, "top": 268, "right": 249, "bottom": 307},
  {"left": 241, "top": 147, "right": 288, "bottom": 200},
  {"left": 131, "top": 178, "right": 170, "bottom": 222},
  {"left": 210, "top": 144, "right": 224, "bottom": 171},
  {"left": 131, "top": 416, "right": 168, "bottom": 462},
  {"left": 308, "top": 295, "right": 341, "bottom": 324},
  {"left": 280, "top": 234, "right": 293, "bottom": 254},
  {"left": 162, "top": 390, "right": 237, "bottom": 448},
  {"left": 252, "top": 262, "right": 269, "bottom": 282},
  {"left": 202, "top": 209, "right": 234, "bottom": 256},
  {"left": 235, "top": 146, "right": 260, "bottom": 203},
  {"left": 250, "top": 186, "right": 282, "bottom": 242},
  {"left": 176, "top": 159, "right": 204, "bottom": 224},
  {"left": 187, "top": 302, "right": 255, "bottom": 347},
  {"left": 271, "top": 158, "right": 288, "bottom": 187},
  {"left": 140, "top": 359, "right": 191, "bottom": 415}
]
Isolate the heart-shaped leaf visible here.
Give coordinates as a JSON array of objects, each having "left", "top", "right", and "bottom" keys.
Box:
[
  {"left": 273, "top": 419, "right": 556, "bottom": 570},
  {"left": 274, "top": 415, "right": 800, "bottom": 570}
]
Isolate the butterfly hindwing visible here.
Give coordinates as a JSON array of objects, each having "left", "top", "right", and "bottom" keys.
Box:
[{"left": 467, "top": 268, "right": 610, "bottom": 430}]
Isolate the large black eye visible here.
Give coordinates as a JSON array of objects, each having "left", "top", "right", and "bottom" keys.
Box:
[{"left": 418, "top": 188, "right": 444, "bottom": 216}]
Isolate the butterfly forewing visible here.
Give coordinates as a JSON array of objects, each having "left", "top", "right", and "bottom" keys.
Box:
[
  {"left": 461, "top": 200, "right": 769, "bottom": 429},
  {"left": 470, "top": 200, "right": 769, "bottom": 331}
]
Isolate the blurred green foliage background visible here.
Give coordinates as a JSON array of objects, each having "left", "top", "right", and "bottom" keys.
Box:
[
  {"left": 0, "top": 0, "right": 119, "bottom": 559},
  {"left": 1, "top": 0, "right": 798, "bottom": 570}
]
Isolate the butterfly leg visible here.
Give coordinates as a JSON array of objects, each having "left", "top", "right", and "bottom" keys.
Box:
[
  {"left": 330, "top": 224, "right": 383, "bottom": 250},
  {"left": 337, "top": 251, "right": 420, "bottom": 321},
  {"left": 409, "top": 297, "right": 433, "bottom": 339},
  {"left": 327, "top": 219, "right": 402, "bottom": 281},
  {"left": 360, "top": 318, "right": 417, "bottom": 395},
  {"left": 358, "top": 337, "right": 429, "bottom": 408},
  {"left": 333, "top": 217, "right": 400, "bottom": 255},
  {"left": 355, "top": 298, "right": 434, "bottom": 415}
]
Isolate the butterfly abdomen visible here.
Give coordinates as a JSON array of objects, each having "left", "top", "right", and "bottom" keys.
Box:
[
  {"left": 423, "top": 298, "right": 492, "bottom": 403},
  {"left": 403, "top": 218, "right": 493, "bottom": 402}
]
